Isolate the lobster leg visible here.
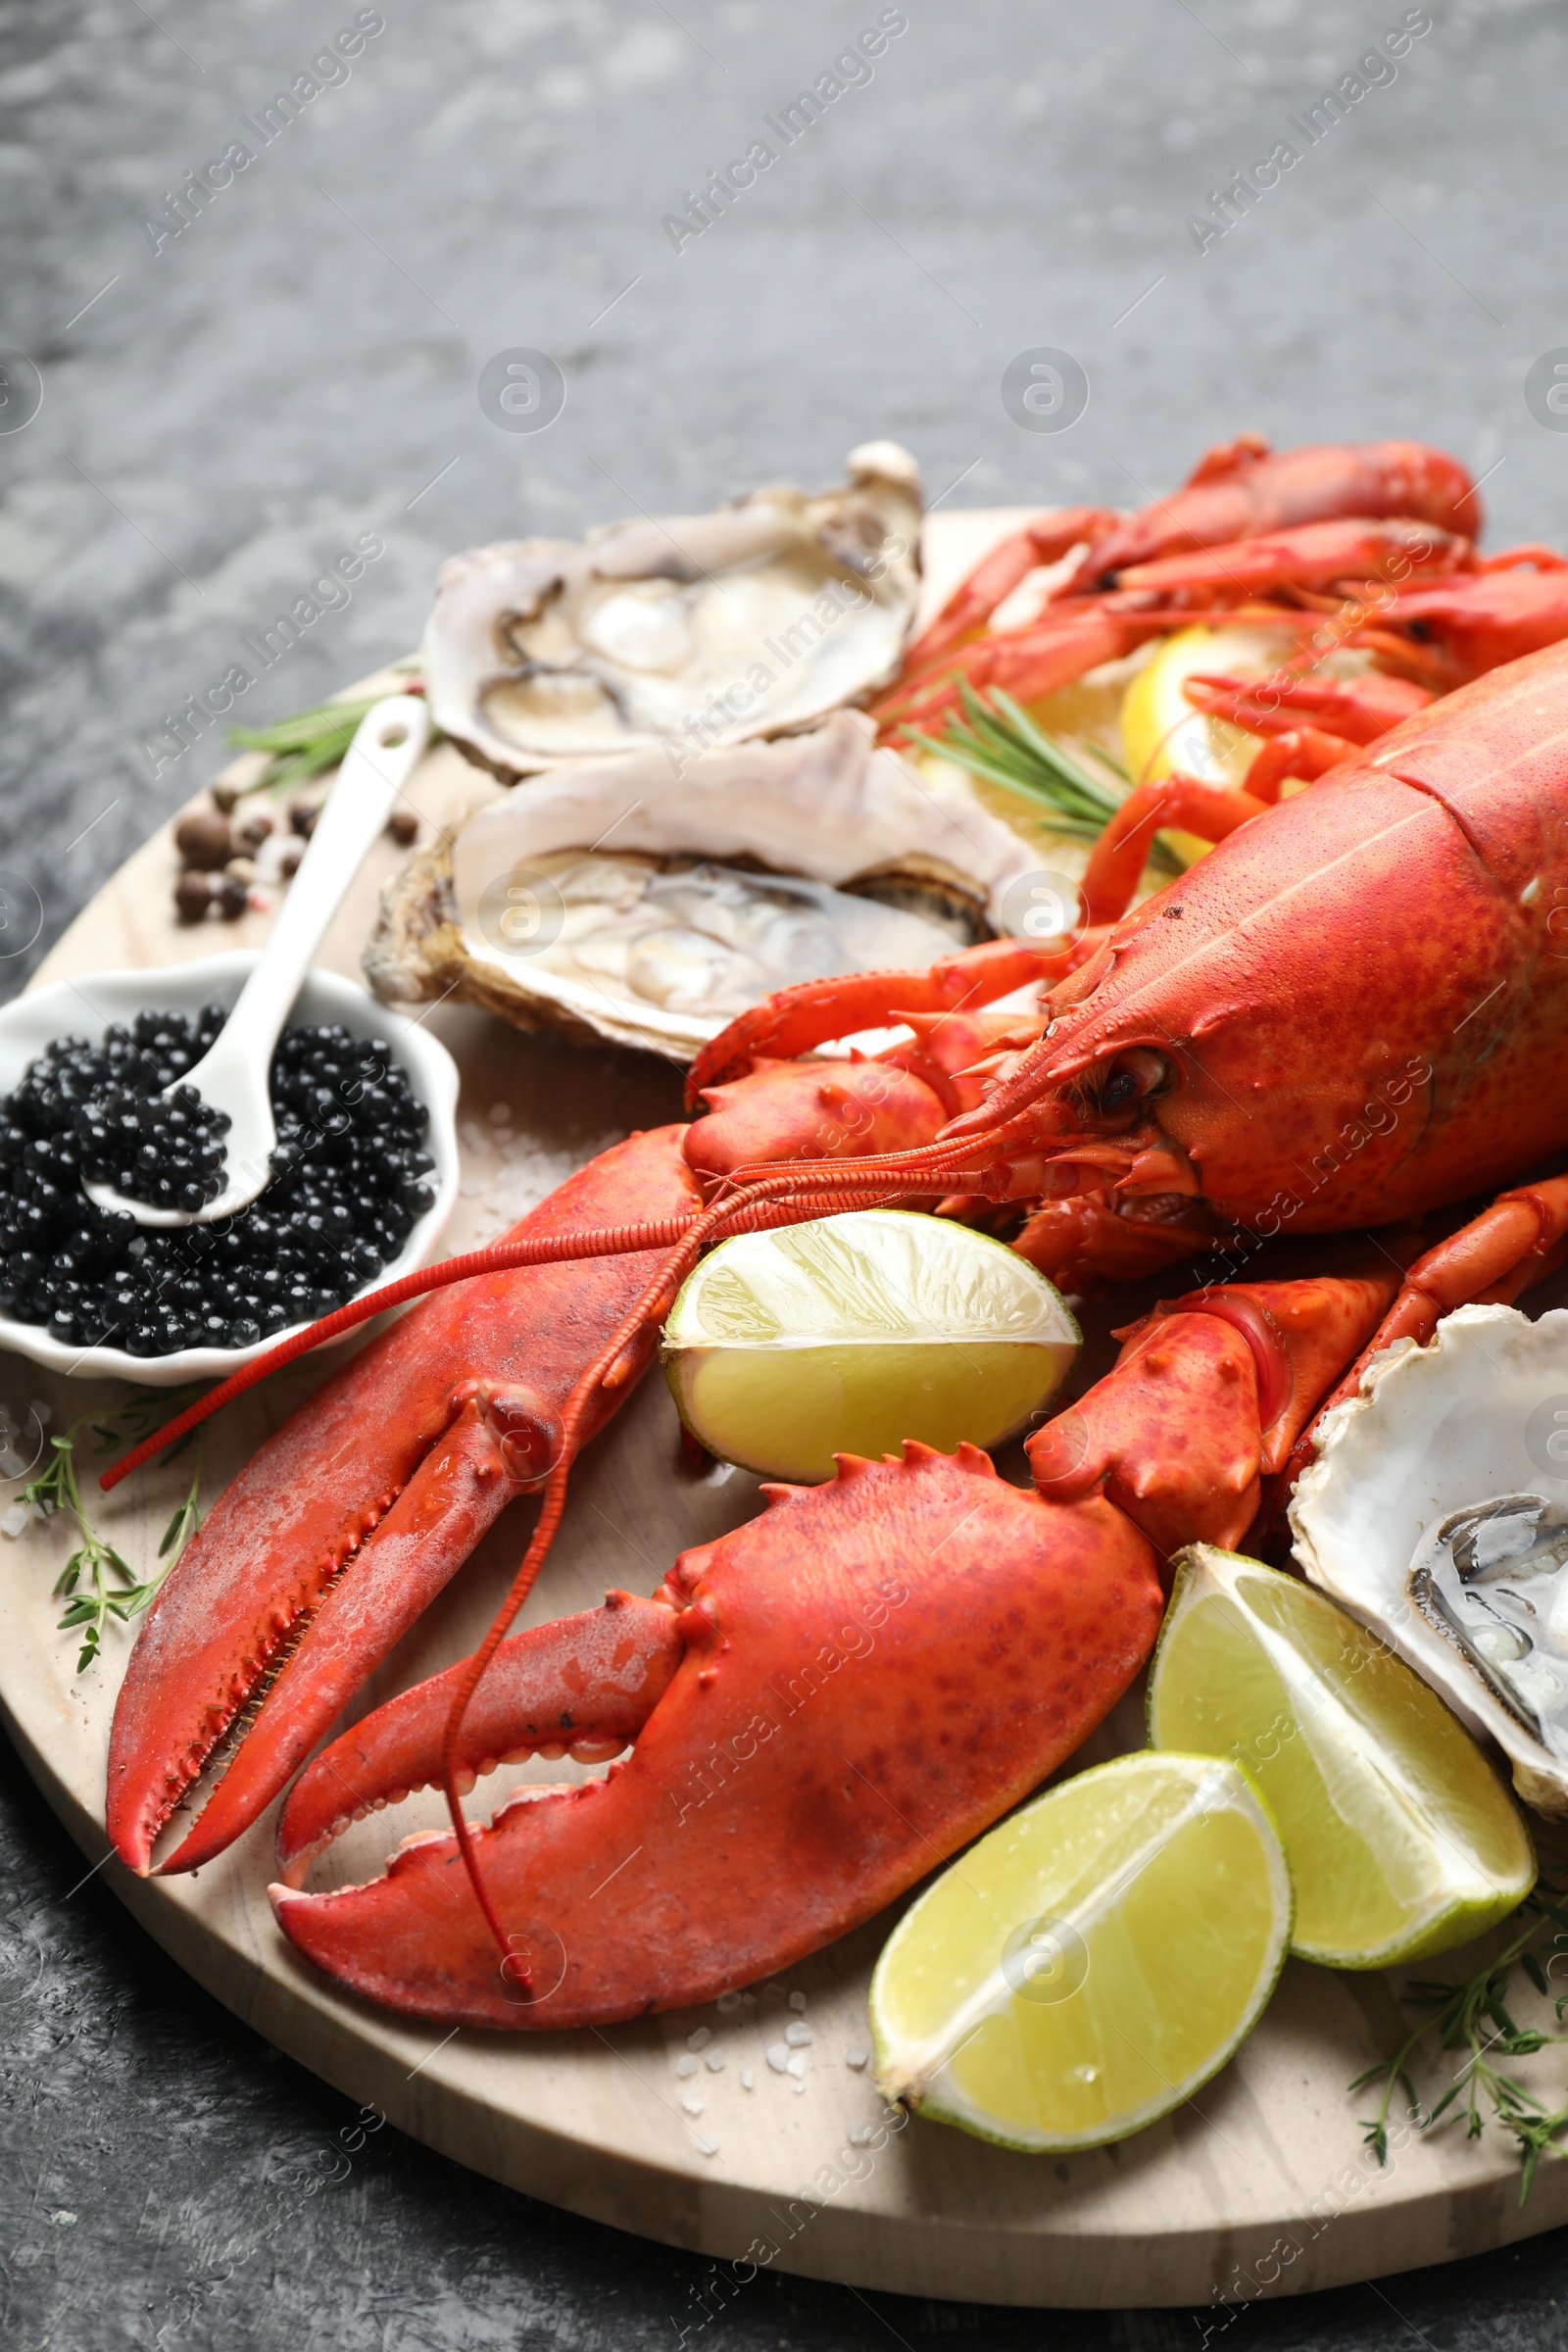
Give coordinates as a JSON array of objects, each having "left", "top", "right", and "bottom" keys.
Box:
[
  {"left": 899, "top": 508, "right": 1114, "bottom": 673},
  {"left": 1079, "top": 774, "right": 1270, "bottom": 927},
  {"left": 1184, "top": 668, "right": 1434, "bottom": 744},
  {"left": 1306, "top": 1174, "right": 1568, "bottom": 1439},
  {"left": 873, "top": 603, "right": 1174, "bottom": 738},
  {"left": 683, "top": 936, "right": 1067, "bottom": 1101},
  {"left": 1113, "top": 516, "right": 1472, "bottom": 598},
  {"left": 1238, "top": 728, "right": 1360, "bottom": 803}
]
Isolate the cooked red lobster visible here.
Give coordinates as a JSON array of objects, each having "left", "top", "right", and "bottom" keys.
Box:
[
  {"left": 101, "top": 444, "right": 1568, "bottom": 2030},
  {"left": 867, "top": 429, "right": 1568, "bottom": 741}
]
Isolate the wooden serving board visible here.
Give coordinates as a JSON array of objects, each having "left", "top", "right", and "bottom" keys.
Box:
[{"left": 3, "top": 514, "right": 1567, "bottom": 2311}]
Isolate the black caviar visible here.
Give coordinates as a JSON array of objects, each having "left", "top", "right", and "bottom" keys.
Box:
[{"left": 0, "top": 1007, "right": 435, "bottom": 1355}]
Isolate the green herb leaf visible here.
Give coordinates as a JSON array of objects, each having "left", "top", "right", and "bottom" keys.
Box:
[
  {"left": 16, "top": 1391, "right": 209, "bottom": 1675},
  {"left": 907, "top": 684, "right": 1181, "bottom": 877},
  {"left": 226, "top": 676, "right": 435, "bottom": 795},
  {"left": 1349, "top": 1869, "right": 1568, "bottom": 2197}
]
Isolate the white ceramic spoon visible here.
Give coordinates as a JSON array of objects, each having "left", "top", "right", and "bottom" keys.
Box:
[{"left": 84, "top": 694, "right": 430, "bottom": 1228}]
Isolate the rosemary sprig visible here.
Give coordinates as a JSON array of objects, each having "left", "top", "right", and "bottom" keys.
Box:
[
  {"left": 905, "top": 684, "right": 1180, "bottom": 875},
  {"left": 226, "top": 678, "right": 437, "bottom": 794},
  {"left": 1350, "top": 1877, "right": 1568, "bottom": 2202},
  {"left": 19, "top": 1392, "right": 206, "bottom": 1674}
]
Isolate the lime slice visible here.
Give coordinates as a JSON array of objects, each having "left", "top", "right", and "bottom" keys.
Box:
[
  {"left": 1148, "top": 1545, "right": 1536, "bottom": 1969},
  {"left": 870, "top": 1751, "right": 1290, "bottom": 2152},
  {"left": 1119, "top": 622, "right": 1296, "bottom": 863},
  {"left": 662, "top": 1209, "right": 1079, "bottom": 1482}
]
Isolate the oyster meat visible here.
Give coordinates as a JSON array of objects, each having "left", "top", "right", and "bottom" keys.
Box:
[
  {"left": 366, "top": 711, "right": 1043, "bottom": 1060},
  {"left": 490, "top": 853, "right": 965, "bottom": 1024},
  {"left": 1291, "top": 1302, "right": 1568, "bottom": 1815},
  {"left": 422, "top": 443, "right": 923, "bottom": 777}
]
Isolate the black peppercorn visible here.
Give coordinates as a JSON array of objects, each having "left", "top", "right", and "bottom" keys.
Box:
[
  {"left": 173, "top": 871, "right": 214, "bottom": 924},
  {"left": 174, "top": 810, "right": 233, "bottom": 870}
]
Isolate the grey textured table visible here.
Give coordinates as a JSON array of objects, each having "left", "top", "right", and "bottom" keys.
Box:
[{"left": 5, "top": 1, "right": 1568, "bottom": 2344}]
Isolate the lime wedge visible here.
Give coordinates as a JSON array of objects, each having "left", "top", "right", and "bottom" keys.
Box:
[
  {"left": 662, "top": 1209, "right": 1079, "bottom": 1482},
  {"left": 870, "top": 1751, "right": 1290, "bottom": 2152},
  {"left": 1147, "top": 1545, "right": 1536, "bottom": 1969}
]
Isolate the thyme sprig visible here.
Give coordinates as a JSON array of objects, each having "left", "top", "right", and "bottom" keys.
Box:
[
  {"left": 225, "top": 673, "right": 437, "bottom": 794},
  {"left": 904, "top": 683, "right": 1181, "bottom": 875},
  {"left": 19, "top": 1392, "right": 206, "bottom": 1674},
  {"left": 1351, "top": 1874, "right": 1568, "bottom": 2202}
]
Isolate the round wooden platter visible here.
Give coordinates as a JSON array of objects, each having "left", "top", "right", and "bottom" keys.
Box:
[{"left": 3, "top": 511, "right": 1567, "bottom": 2312}]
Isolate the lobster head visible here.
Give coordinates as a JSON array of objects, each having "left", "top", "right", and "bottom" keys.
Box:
[{"left": 935, "top": 642, "right": 1568, "bottom": 1234}]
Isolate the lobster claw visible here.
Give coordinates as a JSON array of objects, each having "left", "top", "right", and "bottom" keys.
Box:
[
  {"left": 270, "top": 1445, "right": 1165, "bottom": 2029},
  {"left": 105, "top": 1127, "right": 705, "bottom": 1878}
]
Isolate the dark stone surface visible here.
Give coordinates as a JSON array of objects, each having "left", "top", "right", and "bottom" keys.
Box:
[{"left": 5, "top": 0, "right": 1568, "bottom": 2342}]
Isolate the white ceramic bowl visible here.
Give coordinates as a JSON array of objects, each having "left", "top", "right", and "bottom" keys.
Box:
[{"left": 0, "top": 953, "right": 460, "bottom": 1385}]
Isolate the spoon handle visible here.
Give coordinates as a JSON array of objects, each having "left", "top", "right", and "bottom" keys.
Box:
[{"left": 220, "top": 695, "right": 431, "bottom": 1064}]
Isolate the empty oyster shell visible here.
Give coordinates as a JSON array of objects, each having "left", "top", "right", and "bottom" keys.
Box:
[
  {"left": 422, "top": 442, "right": 923, "bottom": 778},
  {"left": 365, "top": 711, "right": 1042, "bottom": 1060},
  {"left": 1291, "top": 1303, "right": 1568, "bottom": 1816}
]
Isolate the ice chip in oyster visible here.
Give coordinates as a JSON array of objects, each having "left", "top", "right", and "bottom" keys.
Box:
[
  {"left": 1406, "top": 1495, "right": 1568, "bottom": 1746},
  {"left": 1290, "top": 1303, "right": 1568, "bottom": 1816},
  {"left": 421, "top": 444, "right": 923, "bottom": 776}
]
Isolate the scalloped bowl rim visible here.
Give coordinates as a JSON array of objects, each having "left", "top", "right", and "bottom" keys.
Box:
[{"left": 0, "top": 953, "right": 460, "bottom": 1386}]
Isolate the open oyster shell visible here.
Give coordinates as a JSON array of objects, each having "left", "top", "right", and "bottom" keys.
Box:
[
  {"left": 1291, "top": 1303, "right": 1568, "bottom": 1816},
  {"left": 422, "top": 442, "right": 923, "bottom": 778},
  {"left": 365, "top": 711, "right": 1042, "bottom": 1061}
]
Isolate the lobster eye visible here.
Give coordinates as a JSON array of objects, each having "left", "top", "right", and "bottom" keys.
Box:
[{"left": 1095, "top": 1048, "right": 1170, "bottom": 1117}]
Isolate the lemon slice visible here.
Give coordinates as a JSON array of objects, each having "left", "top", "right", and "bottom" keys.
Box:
[
  {"left": 1148, "top": 1545, "right": 1536, "bottom": 1969},
  {"left": 662, "top": 1209, "right": 1079, "bottom": 1482},
  {"left": 1119, "top": 622, "right": 1297, "bottom": 864},
  {"left": 870, "top": 1751, "right": 1290, "bottom": 2152}
]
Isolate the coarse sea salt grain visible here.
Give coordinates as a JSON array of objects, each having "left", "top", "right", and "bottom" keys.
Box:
[
  {"left": 686, "top": 2026, "right": 712, "bottom": 2051},
  {"left": 788, "top": 1991, "right": 807, "bottom": 2011},
  {"left": 681, "top": 2092, "right": 704, "bottom": 2117},
  {"left": 846, "top": 2042, "right": 871, "bottom": 2070},
  {"left": 786, "top": 2051, "right": 808, "bottom": 2080},
  {"left": 674, "top": 2053, "right": 700, "bottom": 2078},
  {"left": 764, "top": 2042, "right": 790, "bottom": 2074},
  {"left": 784, "top": 2021, "right": 811, "bottom": 2047},
  {"left": 469, "top": 1129, "right": 627, "bottom": 1239},
  {"left": 716, "top": 1990, "right": 743, "bottom": 2013},
  {"left": 741, "top": 2067, "right": 756, "bottom": 2091},
  {"left": 704, "top": 2047, "right": 725, "bottom": 2072},
  {"left": 2, "top": 1501, "right": 32, "bottom": 1539}
]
